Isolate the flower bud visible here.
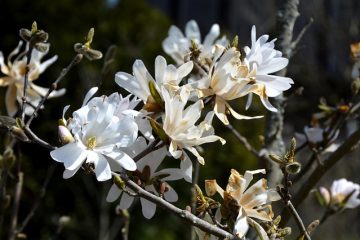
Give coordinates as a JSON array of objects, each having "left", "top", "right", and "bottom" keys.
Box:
[
  {"left": 204, "top": 180, "right": 218, "bottom": 197},
  {"left": 277, "top": 227, "right": 292, "bottom": 237},
  {"left": 58, "top": 216, "right": 71, "bottom": 227},
  {"left": 58, "top": 125, "right": 74, "bottom": 145},
  {"left": 1, "top": 148, "right": 16, "bottom": 170}
]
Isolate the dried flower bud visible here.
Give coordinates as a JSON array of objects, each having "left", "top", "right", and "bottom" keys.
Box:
[
  {"left": 205, "top": 180, "right": 218, "bottom": 197},
  {"left": 19, "top": 28, "right": 32, "bottom": 41},
  {"left": 34, "top": 42, "right": 49, "bottom": 53},
  {"left": 285, "top": 162, "right": 301, "bottom": 175}
]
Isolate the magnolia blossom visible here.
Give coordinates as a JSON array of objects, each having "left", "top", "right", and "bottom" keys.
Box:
[
  {"left": 206, "top": 169, "right": 280, "bottom": 239},
  {"left": 0, "top": 41, "right": 65, "bottom": 116},
  {"left": 192, "top": 45, "right": 262, "bottom": 125},
  {"left": 244, "top": 26, "right": 293, "bottom": 111},
  {"left": 161, "top": 87, "right": 225, "bottom": 164},
  {"left": 162, "top": 20, "right": 228, "bottom": 65},
  {"left": 107, "top": 137, "right": 192, "bottom": 219},
  {"left": 319, "top": 178, "right": 360, "bottom": 209},
  {"left": 295, "top": 126, "right": 339, "bottom": 153},
  {"left": 50, "top": 87, "right": 139, "bottom": 181},
  {"left": 115, "top": 55, "right": 193, "bottom": 107}
]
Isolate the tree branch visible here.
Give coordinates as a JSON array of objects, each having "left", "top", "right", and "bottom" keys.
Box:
[
  {"left": 281, "top": 127, "right": 360, "bottom": 224},
  {"left": 265, "top": 0, "right": 301, "bottom": 185},
  {"left": 121, "top": 174, "right": 240, "bottom": 240}
]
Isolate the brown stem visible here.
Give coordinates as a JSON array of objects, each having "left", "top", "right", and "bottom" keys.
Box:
[
  {"left": 20, "top": 45, "right": 34, "bottom": 121},
  {"left": 121, "top": 174, "right": 240, "bottom": 240},
  {"left": 8, "top": 171, "right": 23, "bottom": 240},
  {"left": 17, "top": 164, "right": 56, "bottom": 233}
]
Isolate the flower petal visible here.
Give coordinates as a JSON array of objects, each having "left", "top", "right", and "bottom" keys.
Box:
[
  {"left": 50, "top": 142, "right": 87, "bottom": 171},
  {"left": 140, "top": 197, "right": 157, "bottom": 219}
]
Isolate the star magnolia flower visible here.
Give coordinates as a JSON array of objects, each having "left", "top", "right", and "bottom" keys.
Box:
[
  {"left": 50, "top": 87, "right": 139, "bottom": 181},
  {"left": 161, "top": 87, "right": 225, "bottom": 164},
  {"left": 191, "top": 45, "right": 262, "bottom": 125},
  {"left": 0, "top": 41, "right": 65, "bottom": 116},
  {"left": 162, "top": 19, "right": 228, "bottom": 65},
  {"left": 115, "top": 55, "right": 193, "bottom": 107},
  {"left": 319, "top": 178, "right": 360, "bottom": 209},
  {"left": 205, "top": 169, "right": 281, "bottom": 239},
  {"left": 295, "top": 126, "right": 339, "bottom": 153},
  {"left": 244, "top": 26, "right": 294, "bottom": 112},
  {"left": 106, "top": 137, "right": 192, "bottom": 219}
]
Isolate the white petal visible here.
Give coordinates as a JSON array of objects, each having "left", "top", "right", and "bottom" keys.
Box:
[
  {"left": 119, "top": 192, "right": 135, "bottom": 209},
  {"left": 248, "top": 218, "right": 269, "bottom": 240},
  {"left": 115, "top": 72, "right": 148, "bottom": 102},
  {"left": 106, "top": 151, "right": 137, "bottom": 171},
  {"left": 82, "top": 87, "right": 98, "bottom": 106},
  {"left": 260, "top": 97, "right": 278, "bottom": 112},
  {"left": 88, "top": 152, "right": 112, "bottom": 181},
  {"left": 185, "top": 20, "right": 201, "bottom": 42},
  {"left": 177, "top": 61, "right": 193, "bottom": 79},
  {"left": 140, "top": 198, "right": 157, "bottom": 219},
  {"left": 155, "top": 56, "right": 167, "bottom": 84},
  {"left": 50, "top": 142, "right": 87, "bottom": 171},
  {"left": 164, "top": 185, "right": 178, "bottom": 202},
  {"left": 234, "top": 208, "right": 250, "bottom": 237},
  {"left": 106, "top": 184, "right": 122, "bottom": 202},
  {"left": 203, "top": 24, "right": 220, "bottom": 47}
]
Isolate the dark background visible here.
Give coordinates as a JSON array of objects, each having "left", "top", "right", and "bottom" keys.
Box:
[{"left": 0, "top": 0, "right": 359, "bottom": 239}]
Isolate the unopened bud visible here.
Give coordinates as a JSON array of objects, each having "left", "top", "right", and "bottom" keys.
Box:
[
  {"left": 114, "top": 175, "right": 125, "bottom": 190},
  {"left": 204, "top": 180, "right": 218, "bottom": 197},
  {"left": 58, "top": 216, "right": 71, "bottom": 227},
  {"left": 1, "top": 148, "right": 16, "bottom": 170},
  {"left": 278, "top": 227, "right": 292, "bottom": 237},
  {"left": 58, "top": 125, "right": 74, "bottom": 145},
  {"left": 16, "top": 233, "right": 27, "bottom": 239}
]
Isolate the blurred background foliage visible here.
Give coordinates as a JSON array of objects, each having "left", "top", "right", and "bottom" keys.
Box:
[{"left": 0, "top": 0, "right": 359, "bottom": 239}]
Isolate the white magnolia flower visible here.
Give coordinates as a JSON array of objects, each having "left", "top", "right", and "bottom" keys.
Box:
[
  {"left": 320, "top": 178, "right": 360, "bottom": 209},
  {"left": 162, "top": 20, "right": 228, "bottom": 65},
  {"left": 0, "top": 41, "right": 65, "bottom": 116},
  {"left": 115, "top": 55, "right": 193, "bottom": 107},
  {"left": 295, "top": 126, "right": 339, "bottom": 153},
  {"left": 192, "top": 45, "right": 262, "bottom": 125},
  {"left": 106, "top": 137, "right": 192, "bottom": 219},
  {"left": 50, "top": 87, "right": 139, "bottom": 181},
  {"left": 206, "top": 169, "right": 280, "bottom": 239},
  {"left": 161, "top": 87, "right": 225, "bottom": 164},
  {"left": 244, "top": 26, "right": 294, "bottom": 111}
]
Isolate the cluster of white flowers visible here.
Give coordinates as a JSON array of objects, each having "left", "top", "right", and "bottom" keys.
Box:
[
  {"left": 43, "top": 20, "right": 293, "bottom": 237},
  {"left": 0, "top": 41, "right": 65, "bottom": 116}
]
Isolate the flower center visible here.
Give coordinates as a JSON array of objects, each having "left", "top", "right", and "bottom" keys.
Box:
[{"left": 86, "top": 136, "right": 97, "bottom": 150}]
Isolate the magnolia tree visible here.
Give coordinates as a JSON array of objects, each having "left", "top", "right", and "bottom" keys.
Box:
[{"left": 1, "top": 2, "right": 360, "bottom": 240}]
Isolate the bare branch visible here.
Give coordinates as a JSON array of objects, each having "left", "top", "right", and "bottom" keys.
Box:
[
  {"left": 281, "top": 127, "right": 360, "bottom": 225},
  {"left": 121, "top": 174, "right": 240, "bottom": 240}
]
